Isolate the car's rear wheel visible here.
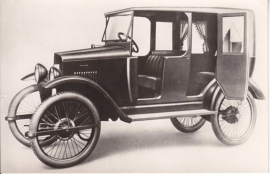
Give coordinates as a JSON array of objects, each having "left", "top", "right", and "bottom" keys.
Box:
[
  {"left": 170, "top": 116, "right": 206, "bottom": 133},
  {"left": 211, "top": 92, "right": 256, "bottom": 145},
  {"left": 29, "top": 92, "right": 100, "bottom": 168}
]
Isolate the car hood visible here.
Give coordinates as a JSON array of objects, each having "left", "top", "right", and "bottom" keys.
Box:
[{"left": 55, "top": 45, "right": 130, "bottom": 62}]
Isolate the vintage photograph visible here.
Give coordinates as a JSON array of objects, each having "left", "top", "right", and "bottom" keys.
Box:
[{"left": 0, "top": 0, "right": 268, "bottom": 172}]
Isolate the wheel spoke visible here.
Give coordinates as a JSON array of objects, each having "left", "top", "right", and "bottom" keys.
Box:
[
  {"left": 45, "top": 139, "right": 60, "bottom": 154},
  {"left": 53, "top": 105, "right": 61, "bottom": 120},
  {"left": 177, "top": 116, "right": 203, "bottom": 128},
  {"left": 23, "top": 98, "right": 37, "bottom": 111},
  {"left": 73, "top": 108, "right": 88, "bottom": 122},
  {"left": 46, "top": 110, "right": 61, "bottom": 122},
  {"left": 62, "top": 102, "right": 69, "bottom": 120}
]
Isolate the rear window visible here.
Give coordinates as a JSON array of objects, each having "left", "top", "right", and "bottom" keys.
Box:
[{"left": 222, "top": 16, "right": 244, "bottom": 53}]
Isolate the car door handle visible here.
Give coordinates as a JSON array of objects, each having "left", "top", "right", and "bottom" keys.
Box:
[{"left": 79, "top": 64, "right": 88, "bottom": 67}]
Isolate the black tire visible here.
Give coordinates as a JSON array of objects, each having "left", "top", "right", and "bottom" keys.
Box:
[
  {"left": 29, "top": 92, "right": 100, "bottom": 168},
  {"left": 8, "top": 85, "right": 57, "bottom": 147},
  {"left": 170, "top": 116, "right": 206, "bottom": 133},
  {"left": 211, "top": 91, "right": 257, "bottom": 145},
  {"left": 8, "top": 85, "right": 40, "bottom": 147}
]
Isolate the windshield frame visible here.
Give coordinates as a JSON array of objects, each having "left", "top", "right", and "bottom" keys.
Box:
[{"left": 102, "top": 11, "right": 134, "bottom": 42}]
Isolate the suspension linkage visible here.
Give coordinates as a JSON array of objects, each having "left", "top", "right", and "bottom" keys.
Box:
[{"left": 25, "top": 124, "right": 99, "bottom": 138}]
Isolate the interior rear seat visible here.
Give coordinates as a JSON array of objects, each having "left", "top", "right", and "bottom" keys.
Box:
[
  {"left": 194, "top": 55, "right": 217, "bottom": 85},
  {"left": 195, "top": 72, "right": 215, "bottom": 85}
]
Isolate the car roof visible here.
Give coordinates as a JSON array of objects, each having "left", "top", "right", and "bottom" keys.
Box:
[{"left": 105, "top": 7, "right": 252, "bottom": 16}]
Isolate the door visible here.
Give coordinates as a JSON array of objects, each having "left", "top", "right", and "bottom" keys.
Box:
[{"left": 216, "top": 13, "right": 248, "bottom": 100}]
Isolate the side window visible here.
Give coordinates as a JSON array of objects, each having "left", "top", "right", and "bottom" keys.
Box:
[
  {"left": 192, "top": 22, "right": 208, "bottom": 54},
  {"left": 133, "top": 17, "right": 151, "bottom": 56},
  {"left": 222, "top": 16, "right": 244, "bottom": 53},
  {"left": 156, "top": 22, "right": 172, "bottom": 50},
  {"left": 182, "top": 21, "right": 208, "bottom": 54}
]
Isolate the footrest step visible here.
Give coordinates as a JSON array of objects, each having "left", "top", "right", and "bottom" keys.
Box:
[{"left": 129, "top": 109, "right": 217, "bottom": 121}]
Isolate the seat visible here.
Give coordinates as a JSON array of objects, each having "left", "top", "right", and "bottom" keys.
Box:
[
  {"left": 195, "top": 72, "right": 215, "bottom": 85},
  {"left": 138, "top": 55, "right": 164, "bottom": 91}
]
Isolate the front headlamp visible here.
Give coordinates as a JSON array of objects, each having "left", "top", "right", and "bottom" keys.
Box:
[
  {"left": 49, "top": 66, "right": 63, "bottom": 80},
  {"left": 34, "top": 63, "right": 48, "bottom": 83}
]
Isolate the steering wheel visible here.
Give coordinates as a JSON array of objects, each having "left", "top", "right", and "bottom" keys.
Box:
[{"left": 118, "top": 32, "right": 139, "bottom": 53}]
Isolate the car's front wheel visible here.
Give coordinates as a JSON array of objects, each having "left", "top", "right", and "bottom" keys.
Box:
[
  {"left": 211, "top": 92, "right": 257, "bottom": 145},
  {"left": 29, "top": 92, "right": 100, "bottom": 168},
  {"left": 8, "top": 85, "right": 55, "bottom": 147}
]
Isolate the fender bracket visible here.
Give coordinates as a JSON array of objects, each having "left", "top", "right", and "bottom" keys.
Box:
[{"left": 5, "top": 114, "right": 32, "bottom": 121}]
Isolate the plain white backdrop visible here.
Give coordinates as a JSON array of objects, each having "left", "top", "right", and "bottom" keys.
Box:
[{"left": 0, "top": 0, "right": 268, "bottom": 172}]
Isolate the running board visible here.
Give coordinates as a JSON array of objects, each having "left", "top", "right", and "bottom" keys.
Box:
[{"left": 129, "top": 109, "right": 217, "bottom": 122}]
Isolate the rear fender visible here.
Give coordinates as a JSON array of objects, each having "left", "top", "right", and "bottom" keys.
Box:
[
  {"left": 248, "top": 79, "right": 265, "bottom": 100},
  {"left": 205, "top": 78, "right": 265, "bottom": 112},
  {"left": 43, "top": 76, "right": 132, "bottom": 123},
  {"left": 201, "top": 81, "right": 219, "bottom": 121},
  {"left": 209, "top": 79, "right": 265, "bottom": 111}
]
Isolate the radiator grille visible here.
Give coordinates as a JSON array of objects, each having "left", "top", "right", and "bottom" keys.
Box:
[{"left": 74, "top": 71, "right": 98, "bottom": 82}]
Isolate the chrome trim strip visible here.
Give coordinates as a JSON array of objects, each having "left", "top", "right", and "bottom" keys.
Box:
[
  {"left": 187, "top": 78, "right": 216, "bottom": 98},
  {"left": 129, "top": 109, "right": 217, "bottom": 121},
  {"left": 127, "top": 58, "right": 132, "bottom": 102},
  {"left": 126, "top": 57, "right": 137, "bottom": 102},
  {"left": 120, "top": 101, "right": 203, "bottom": 109},
  {"left": 137, "top": 95, "right": 161, "bottom": 101},
  {"left": 137, "top": 75, "right": 159, "bottom": 80}
]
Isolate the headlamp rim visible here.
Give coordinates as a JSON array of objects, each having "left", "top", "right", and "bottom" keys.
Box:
[
  {"left": 49, "top": 66, "right": 63, "bottom": 81},
  {"left": 34, "top": 63, "right": 48, "bottom": 83}
]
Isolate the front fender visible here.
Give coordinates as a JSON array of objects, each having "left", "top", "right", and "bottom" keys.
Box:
[
  {"left": 21, "top": 73, "right": 35, "bottom": 81},
  {"left": 43, "top": 76, "right": 132, "bottom": 123},
  {"left": 248, "top": 79, "right": 265, "bottom": 100}
]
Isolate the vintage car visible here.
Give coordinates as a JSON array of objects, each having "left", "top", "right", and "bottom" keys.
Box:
[{"left": 5, "top": 7, "right": 265, "bottom": 168}]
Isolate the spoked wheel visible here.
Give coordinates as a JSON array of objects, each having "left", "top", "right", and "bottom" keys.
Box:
[
  {"left": 170, "top": 116, "right": 206, "bottom": 133},
  {"left": 8, "top": 85, "right": 55, "bottom": 147},
  {"left": 29, "top": 92, "right": 100, "bottom": 168},
  {"left": 211, "top": 92, "right": 256, "bottom": 145}
]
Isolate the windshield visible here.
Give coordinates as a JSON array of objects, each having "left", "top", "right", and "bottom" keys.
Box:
[{"left": 103, "top": 14, "right": 133, "bottom": 41}]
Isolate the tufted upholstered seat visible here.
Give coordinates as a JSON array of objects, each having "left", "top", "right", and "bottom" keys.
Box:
[
  {"left": 195, "top": 72, "right": 214, "bottom": 84},
  {"left": 138, "top": 55, "right": 164, "bottom": 91}
]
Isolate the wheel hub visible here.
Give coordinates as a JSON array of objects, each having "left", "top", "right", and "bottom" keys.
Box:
[
  {"left": 54, "top": 118, "right": 75, "bottom": 140},
  {"left": 220, "top": 106, "right": 239, "bottom": 124}
]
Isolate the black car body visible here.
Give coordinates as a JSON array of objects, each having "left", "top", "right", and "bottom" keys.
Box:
[{"left": 44, "top": 7, "right": 264, "bottom": 121}]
